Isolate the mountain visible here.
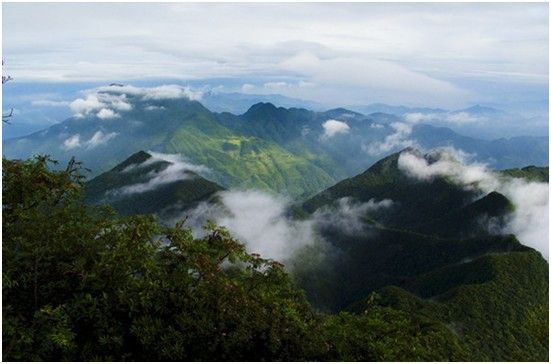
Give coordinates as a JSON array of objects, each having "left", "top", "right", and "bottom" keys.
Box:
[
  {"left": 200, "top": 90, "right": 325, "bottom": 114},
  {"left": 501, "top": 165, "right": 549, "bottom": 183},
  {"left": 411, "top": 124, "right": 549, "bottom": 168},
  {"left": 301, "top": 148, "right": 485, "bottom": 231},
  {"left": 290, "top": 148, "right": 548, "bottom": 360},
  {"left": 84, "top": 151, "right": 224, "bottom": 217},
  {"left": 3, "top": 85, "right": 548, "bottom": 198},
  {"left": 351, "top": 103, "right": 548, "bottom": 139}
]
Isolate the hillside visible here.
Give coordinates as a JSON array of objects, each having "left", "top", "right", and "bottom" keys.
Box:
[
  {"left": 3, "top": 85, "right": 548, "bottom": 198},
  {"left": 84, "top": 151, "right": 224, "bottom": 217}
]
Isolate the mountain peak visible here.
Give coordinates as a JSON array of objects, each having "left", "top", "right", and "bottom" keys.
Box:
[
  {"left": 243, "top": 102, "right": 279, "bottom": 116},
  {"left": 115, "top": 150, "right": 153, "bottom": 171}
]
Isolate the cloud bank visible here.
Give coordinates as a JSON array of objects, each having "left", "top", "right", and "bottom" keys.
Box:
[
  {"left": 174, "top": 191, "right": 393, "bottom": 264},
  {"left": 69, "top": 84, "right": 201, "bottom": 119}
]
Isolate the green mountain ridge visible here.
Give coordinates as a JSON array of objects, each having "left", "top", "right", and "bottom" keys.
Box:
[
  {"left": 84, "top": 150, "right": 224, "bottom": 217},
  {"left": 3, "top": 89, "right": 548, "bottom": 198}
]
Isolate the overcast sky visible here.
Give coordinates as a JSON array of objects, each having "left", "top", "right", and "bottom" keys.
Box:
[{"left": 2, "top": 2, "right": 549, "bottom": 108}]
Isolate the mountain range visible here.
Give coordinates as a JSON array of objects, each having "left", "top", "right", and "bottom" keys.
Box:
[
  {"left": 3, "top": 85, "right": 548, "bottom": 199},
  {"left": 80, "top": 145, "right": 549, "bottom": 361}
]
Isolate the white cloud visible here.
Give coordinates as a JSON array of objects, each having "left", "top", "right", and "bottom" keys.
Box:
[
  {"left": 62, "top": 134, "right": 81, "bottom": 150},
  {"left": 69, "top": 84, "right": 201, "bottom": 118},
  {"left": 404, "top": 111, "right": 484, "bottom": 124},
  {"left": 321, "top": 119, "right": 350, "bottom": 140},
  {"left": 3, "top": 3, "right": 546, "bottom": 108},
  {"left": 96, "top": 84, "right": 203, "bottom": 101},
  {"left": 264, "top": 81, "right": 288, "bottom": 90},
  {"left": 144, "top": 105, "right": 165, "bottom": 111},
  {"left": 96, "top": 108, "right": 119, "bottom": 119},
  {"left": 364, "top": 122, "right": 417, "bottom": 156},
  {"left": 397, "top": 148, "right": 549, "bottom": 259},
  {"left": 31, "top": 99, "right": 70, "bottom": 107},
  {"left": 312, "top": 197, "right": 393, "bottom": 235},
  {"left": 61, "top": 130, "right": 119, "bottom": 150},
  {"left": 113, "top": 151, "right": 210, "bottom": 195},
  {"left": 241, "top": 83, "right": 256, "bottom": 93},
  {"left": 171, "top": 190, "right": 394, "bottom": 264},
  {"left": 86, "top": 130, "right": 119, "bottom": 148},
  {"left": 70, "top": 92, "right": 131, "bottom": 118}
]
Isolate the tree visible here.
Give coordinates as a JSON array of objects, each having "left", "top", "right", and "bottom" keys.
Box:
[{"left": 2, "top": 155, "right": 321, "bottom": 361}]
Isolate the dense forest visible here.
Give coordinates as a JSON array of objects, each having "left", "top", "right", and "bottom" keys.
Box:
[{"left": 3, "top": 155, "right": 548, "bottom": 361}]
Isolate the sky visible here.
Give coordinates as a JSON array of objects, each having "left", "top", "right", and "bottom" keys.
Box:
[{"left": 2, "top": 2, "right": 549, "bottom": 110}]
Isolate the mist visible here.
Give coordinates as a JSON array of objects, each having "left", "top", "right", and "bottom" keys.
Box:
[{"left": 170, "top": 190, "right": 393, "bottom": 264}]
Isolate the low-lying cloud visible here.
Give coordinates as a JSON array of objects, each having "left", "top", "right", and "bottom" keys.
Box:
[
  {"left": 397, "top": 148, "right": 549, "bottom": 259},
  {"left": 62, "top": 130, "right": 119, "bottom": 150},
  {"left": 364, "top": 122, "right": 417, "bottom": 156},
  {"left": 173, "top": 191, "right": 393, "bottom": 264},
  {"left": 321, "top": 119, "right": 350, "bottom": 140},
  {"left": 113, "top": 151, "right": 210, "bottom": 195}
]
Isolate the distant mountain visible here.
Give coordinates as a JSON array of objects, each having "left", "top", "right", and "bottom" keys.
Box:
[
  {"left": 3, "top": 85, "right": 548, "bottom": 197},
  {"left": 350, "top": 103, "right": 447, "bottom": 116},
  {"left": 500, "top": 165, "right": 549, "bottom": 183},
  {"left": 84, "top": 151, "right": 224, "bottom": 217},
  {"left": 201, "top": 91, "right": 325, "bottom": 114},
  {"left": 350, "top": 102, "right": 548, "bottom": 139}
]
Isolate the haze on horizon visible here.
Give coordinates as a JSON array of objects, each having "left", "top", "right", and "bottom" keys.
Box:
[{"left": 2, "top": 2, "right": 548, "bottom": 111}]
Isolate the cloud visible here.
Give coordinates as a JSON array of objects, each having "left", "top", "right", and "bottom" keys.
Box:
[
  {"left": 264, "top": 81, "right": 288, "bottom": 90},
  {"left": 144, "top": 105, "right": 165, "bottom": 111},
  {"left": 241, "top": 83, "right": 256, "bottom": 93},
  {"left": 62, "top": 130, "right": 119, "bottom": 150},
  {"left": 3, "top": 3, "right": 547, "bottom": 108},
  {"left": 96, "top": 84, "right": 203, "bottom": 101},
  {"left": 69, "top": 84, "right": 200, "bottom": 118},
  {"left": 404, "top": 111, "right": 485, "bottom": 124},
  {"left": 171, "top": 190, "right": 393, "bottom": 264},
  {"left": 62, "top": 134, "right": 81, "bottom": 150},
  {"left": 86, "top": 130, "right": 119, "bottom": 148},
  {"left": 312, "top": 197, "right": 393, "bottom": 235},
  {"left": 321, "top": 119, "right": 350, "bottom": 140},
  {"left": 364, "top": 122, "right": 417, "bottom": 156},
  {"left": 96, "top": 108, "right": 120, "bottom": 119},
  {"left": 31, "top": 99, "right": 70, "bottom": 107},
  {"left": 112, "top": 151, "right": 210, "bottom": 195},
  {"left": 70, "top": 92, "right": 132, "bottom": 118},
  {"left": 397, "top": 148, "right": 549, "bottom": 259}
]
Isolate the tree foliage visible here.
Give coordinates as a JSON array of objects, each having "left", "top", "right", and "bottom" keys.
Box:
[{"left": 3, "top": 155, "right": 547, "bottom": 361}]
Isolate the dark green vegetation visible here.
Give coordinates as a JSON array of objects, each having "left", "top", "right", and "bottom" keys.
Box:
[
  {"left": 3, "top": 154, "right": 548, "bottom": 361},
  {"left": 501, "top": 165, "right": 549, "bottom": 183},
  {"left": 2, "top": 156, "right": 477, "bottom": 361},
  {"left": 4, "top": 87, "right": 549, "bottom": 198},
  {"left": 293, "top": 148, "right": 548, "bottom": 360},
  {"left": 84, "top": 151, "right": 224, "bottom": 217}
]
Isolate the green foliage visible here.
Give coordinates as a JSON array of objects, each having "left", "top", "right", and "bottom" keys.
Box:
[
  {"left": 84, "top": 151, "right": 224, "bottom": 216},
  {"left": 320, "top": 307, "right": 469, "bottom": 361},
  {"left": 500, "top": 165, "right": 549, "bottom": 183},
  {"left": 3, "top": 155, "right": 549, "bottom": 361},
  {"left": 3, "top": 156, "right": 319, "bottom": 361}
]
